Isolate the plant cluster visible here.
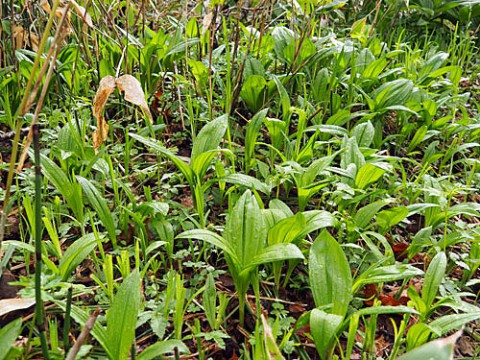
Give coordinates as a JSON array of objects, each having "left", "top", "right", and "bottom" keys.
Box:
[{"left": 1, "top": 0, "right": 480, "bottom": 359}]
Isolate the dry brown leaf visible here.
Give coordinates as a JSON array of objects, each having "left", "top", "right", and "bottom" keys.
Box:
[
  {"left": 40, "top": 0, "right": 52, "bottom": 13},
  {"left": 28, "top": 26, "right": 39, "bottom": 51},
  {"left": 92, "top": 75, "right": 116, "bottom": 151},
  {"left": 0, "top": 298, "right": 35, "bottom": 317},
  {"left": 202, "top": 11, "right": 213, "bottom": 37},
  {"left": 12, "top": 26, "right": 26, "bottom": 50},
  {"left": 115, "top": 75, "right": 153, "bottom": 122},
  {"left": 70, "top": 0, "right": 93, "bottom": 28}
]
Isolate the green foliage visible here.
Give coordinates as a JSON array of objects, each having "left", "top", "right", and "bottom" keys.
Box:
[{"left": 2, "top": 0, "right": 480, "bottom": 358}]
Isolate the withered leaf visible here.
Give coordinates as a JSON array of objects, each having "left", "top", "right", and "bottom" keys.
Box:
[
  {"left": 115, "top": 75, "right": 153, "bottom": 122},
  {"left": 0, "top": 298, "right": 35, "bottom": 317},
  {"left": 70, "top": 0, "right": 94, "bottom": 28},
  {"left": 92, "top": 75, "right": 116, "bottom": 152}
]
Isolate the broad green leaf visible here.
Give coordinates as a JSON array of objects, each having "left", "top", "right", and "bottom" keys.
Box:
[
  {"left": 191, "top": 149, "right": 228, "bottom": 179},
  {"left": 310, "top": 309, "right": 343, "bottom": 360},
  {"left": 240, "top": 75, "right": 267, "bottom": 113},
  {"left": 59, "top": 233, "right": 99, "bottom": 281},
  {"left": 225, "top": 190, "right": 267, "bottom": 269},
  {"left": 341, "top": 136, "right": 365, "bottom": 171},
  {"left": 362, "top": 57, "right": 388, "bottom": 80},
  {"left": 77, "top": 176, "right": 116, "bottom": 245},
  {"left": 354, "top": 264, "right": 424, "bottom": 291},
  {"left": 297, "top": 211, "right": 337, "bottom": 240},
  {"left": 37, "top": 152, "right": 84, "bottom": 222},
  {"left": 177, "top": 229, "right": 239, "bottom": 265},
  {"left": 265, "top": 117, "right": 287, "bottom": 150},
  {"left": 406, "top": 323, "right": 432, "bottom": 350},
  {"left": 245, "top": 109, "right": 268, "bottom": 171},
  {"left": 398, "top": 331, "right": 461, "bottom": 360},
  {"left": 188, "top": 59, "right": 208, "bottom": 91},
  {"left": 352, "top": 121, "right": 374, "bottom": 148},
  {"left": 203, "top": 273, "right": 217, "bottom": 330},
  {"left": 354, "top": 305, "right": 419, "bottom": 317},
  {"left": 0, "top": 318, "right": 22, "bottom": 360},
  {"left": 355, "top": 163, "right": 386, "bottom": 189},
  {"left": 418, "top": 52, "right": 449, "bottom": 83},
  {"left": 137, "top": 340, "right": 189, "bottom": 360},
  {"left": 191, "top": 115, "right": 228, "bottom": 165},
  {"left": 350, "top": 16, "right": 368, "bottom": 41},
  {"left": 268, "top": 213, "right": 306, "bottom": 245},
  {"left": 376, "top": 206, "right": 409, "bottom": 234},
  {"left": 245, "top": 243, "right": 304, "bottom": 270},
  {"left": 429, "top": 312, "right": 480, "bottom": 337},
  {"left": 407, "top": 125, "right": 428, "bottom": 153},
  {"left": 222, "top": 173, "right": 272, "bottom": 194},
  {"left": 373, "top": 79, "right": 414, "bottom": 111},
  {"left": 312, "top": 68, "right": 330, "bottom": 103},
  {"left": 271, "top": 75, "right": 290, "bottom": 122},
  {"left": 309, "top": 230, "right": 352, "bottom": 317},
  {"left": 107, "top": 270, "right": 142, "bottom": 360},
  {"left": 243, "top": 57, "right": 266, "bottom": 78},
  {"left": 422, "top": 252, "right": 446, "bottom": 309},
  {"left": 354, "top": 200, "right": 388, "bottom": 229}
]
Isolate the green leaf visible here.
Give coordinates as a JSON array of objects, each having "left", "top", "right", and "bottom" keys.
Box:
[
  {"left": 222, "top": 173, "right": 272, "bottom": 194},
  {"left": 240, "top": 75, "right": 267, "bottom": 113},
  {"left": 245, "top": 109, "right": 268, "bottom": 171},
  {"left": 225, "top": 190, "right": 267, "bottom": 269},
  {"left": 0, "top": 318, "right": 22, "bottom": 360},
  {"left": 422, "top": 252, "right": 446, "bottom": 309},
  {"left": 245, "top": 243, "right": 304, "bottom": 270},
  {"left": 137, "top": 340, "right": 189, "bottom": 360},
  {"left": 354, "top": 200, "right": 388, "bottom": 229},
  {"left": 354, "top": 264, "right": 424, "bottom": 291},
  {"left": 350, "top": 17, "right": 368, "bottom": 41},
  {"left": 268, "top": 213, "right": 306, "bottom": 245},
  {"left": 107, "top": 270, "right": 142, "bottom": 360},
  {"left": 309, "top": 230, "right": 352, "bottom": 317},
  {"left": 203, "top": 273, "right": 217, "bottom": 330},
  {"left": 355, "top": 163, "right": 386, "bottom": 189},
  {"left": 271, "top": 75, "right": 290, "bottom": 122},
  {"left": 429, "top": 312, "right": 480, "bottom": 337},
  {"left": 37, "top": 152, "right": 84, "bottom": 222},
  {"left": 191, "top": 115, "right": 228, "bottom": 166},
  {"left": 372, "top": 79, "right": 414, "bottom": 111},
  {"left": 59, "top": 233, "right": 99, "bottom": 281},
  {"left": 398, "top": 332, "right": 461, "bottom": 360},
  {"left": 177, "top": 229, "right": 239, "bottom": 265},
  {"left": 352, "top": 121, "right": 374, "bottom": 148},
  {"left": 376, "top": 206, "right": 409, "bottom": 234},
  {"left": 407, "top": 125, "right": 428, "bottom": 153},
  {"left": 354, "top": 305, "right": 419, "bottom": 317},
  {"left": 77, "top": 176, "right": 116, "bottom": 245},
  {"left": 310, "top": 309, "right": 343, "bottom": 360}
]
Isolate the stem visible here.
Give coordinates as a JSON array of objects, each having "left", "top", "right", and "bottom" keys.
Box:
[
  {"left": 63, "top": 286, "right": 73, "bottom": 352},
  {"left": 33, "top": 124, "right": 50, "bottom": 360},
  {"left": 0, "top": 0, "right": 61, "bottom": 244}
]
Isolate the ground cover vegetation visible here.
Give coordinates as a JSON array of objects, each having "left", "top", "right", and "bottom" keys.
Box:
[{"left": 1, "top": 0, "right": 480, "bottom": 359}]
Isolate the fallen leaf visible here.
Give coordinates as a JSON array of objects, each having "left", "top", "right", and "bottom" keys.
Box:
[
  {"left": 363, "top": 284, "right": 378, "bottom": 306},
  {"left": 393, "top": 242, "right": 409, "bottom": 260},
  {"left": 0, "top": 298, "right": 35, "bottom": 317},
  {"left": 115, "top": 75, "right": 153, "bottom": 122},
  {"left": 92, "top": 75, "right": 116, "bottom": 151}
]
